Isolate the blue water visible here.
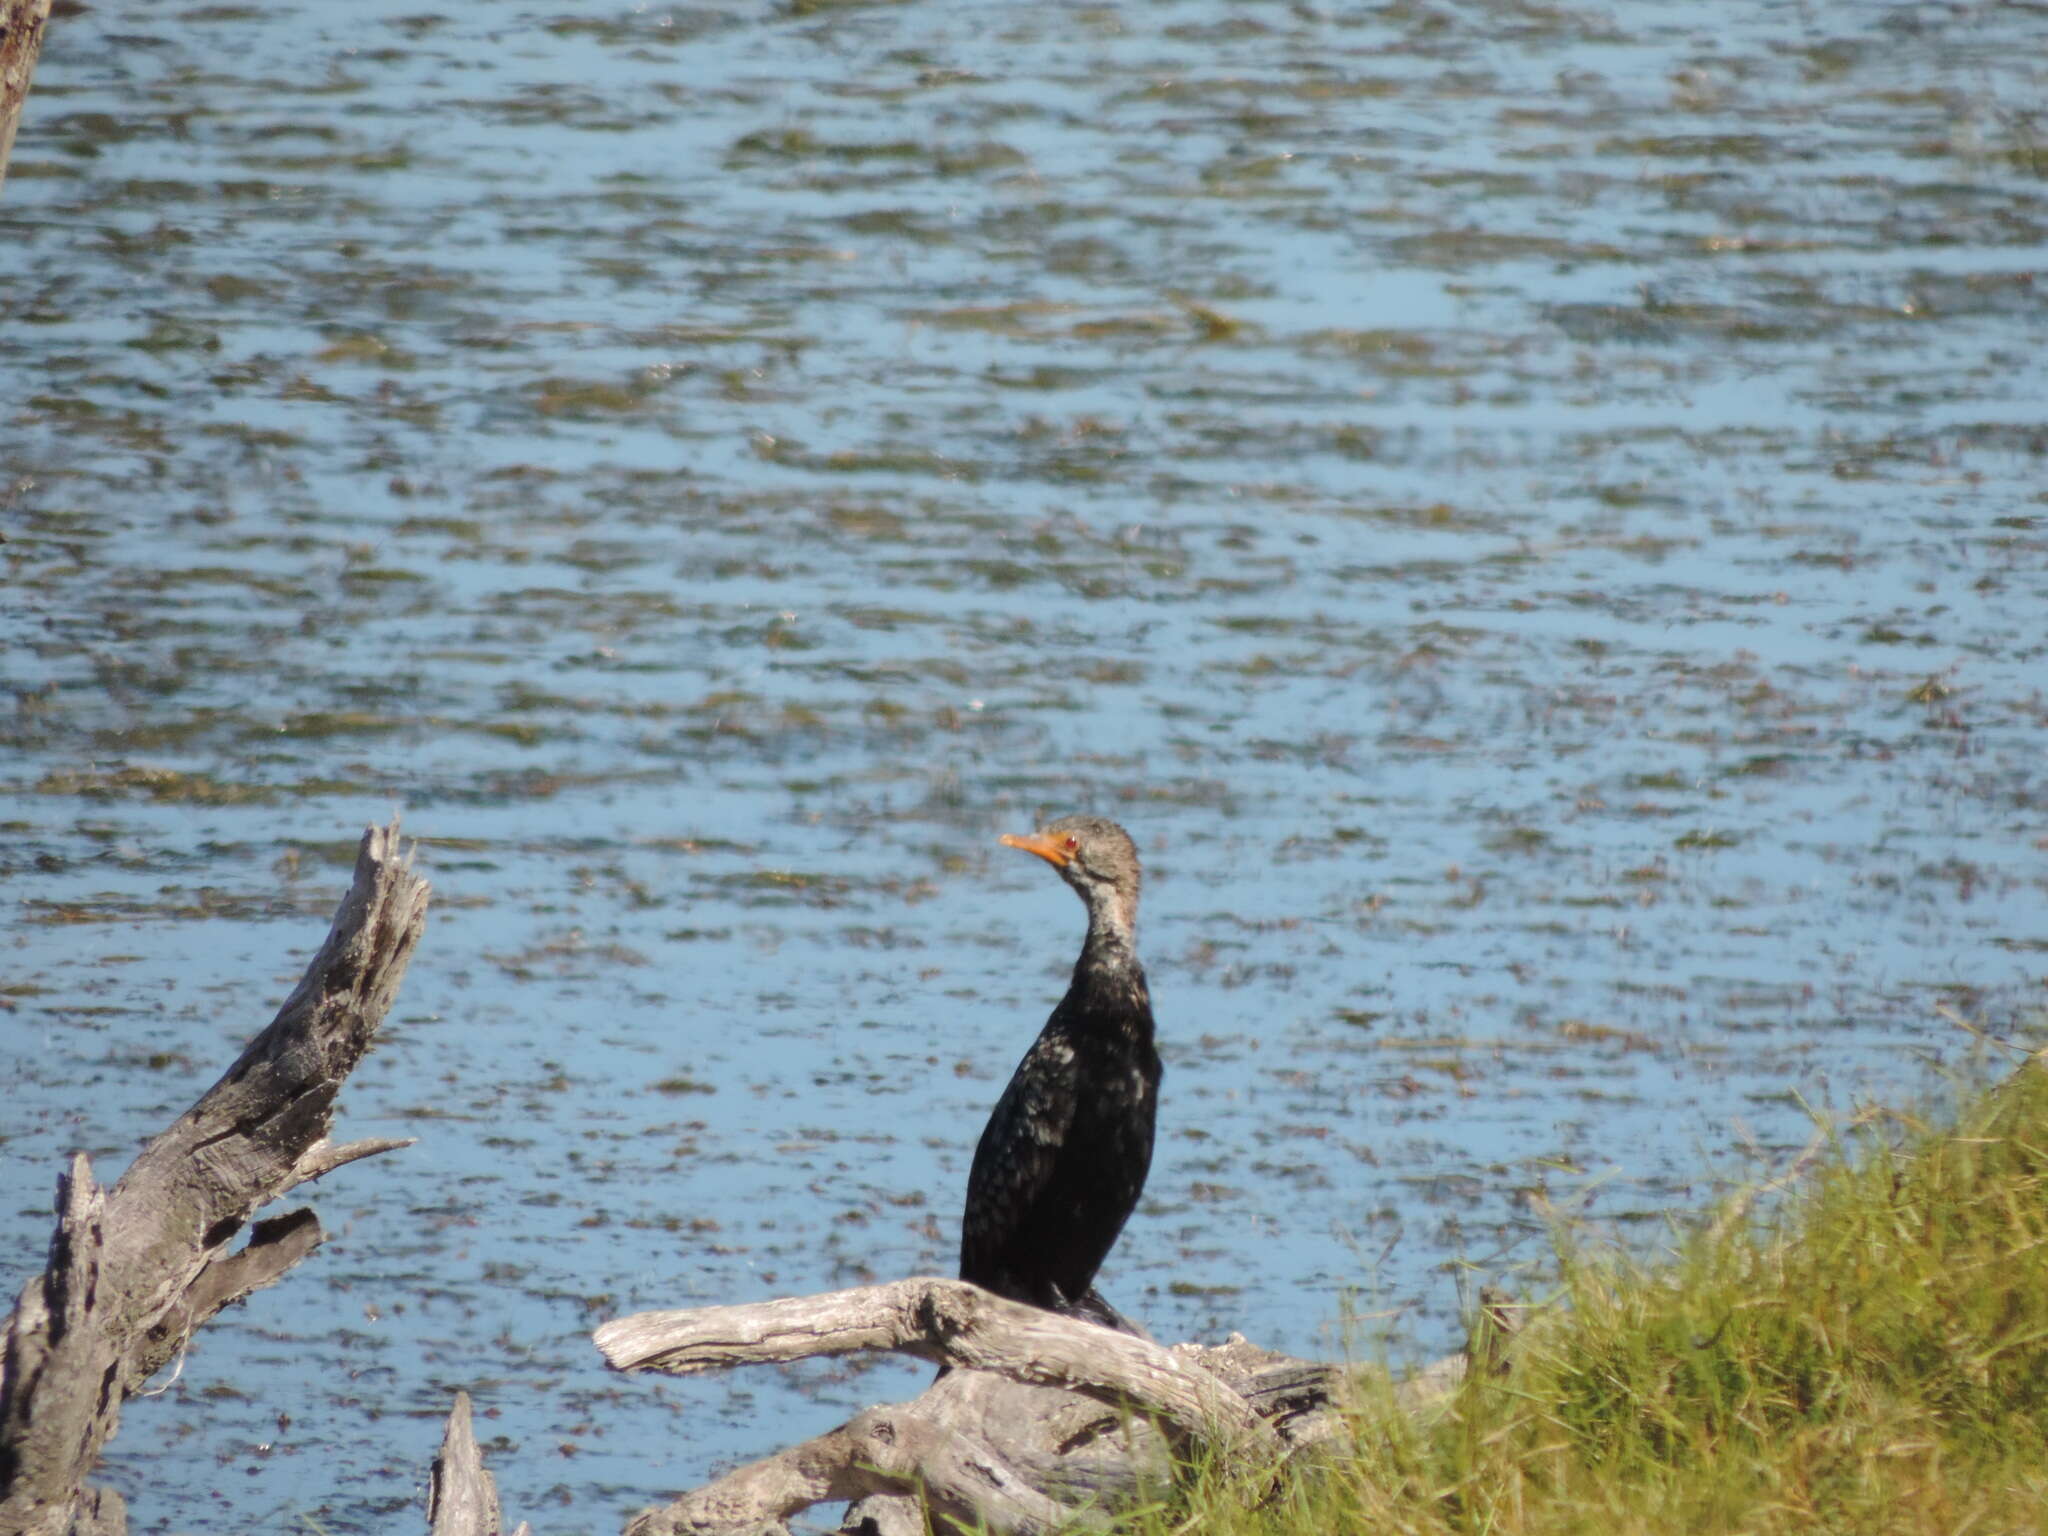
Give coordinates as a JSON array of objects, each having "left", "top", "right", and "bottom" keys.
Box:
[{"left": 3, "top": 0, "right": 2045, "bottom": 1530}]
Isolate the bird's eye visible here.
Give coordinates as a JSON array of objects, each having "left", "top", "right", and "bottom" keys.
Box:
[{"left": 1064, "top": 835, "right": 1079, "bottom": 851}]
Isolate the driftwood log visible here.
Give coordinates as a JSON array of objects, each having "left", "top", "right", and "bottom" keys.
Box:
[
  {"left": 595, "top": 1278, "right": 1517, "bottom": 1536},
  {"left": 0, "top": 820, "right": 430, "bottom": 1536}
]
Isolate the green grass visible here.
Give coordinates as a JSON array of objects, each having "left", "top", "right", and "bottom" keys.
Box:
[{"left": 1131, "top": 1059, "right": 2048, "bottom": 1536}]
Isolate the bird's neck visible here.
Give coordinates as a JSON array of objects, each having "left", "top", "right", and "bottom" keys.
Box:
[{"left": 1076, "top": 892, "right": 1140, "bottom": 981}]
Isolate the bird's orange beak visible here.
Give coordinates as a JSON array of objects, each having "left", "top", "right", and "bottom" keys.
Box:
[{"left": 1000, "top": 831, "right": 1073, "bottom": 868}]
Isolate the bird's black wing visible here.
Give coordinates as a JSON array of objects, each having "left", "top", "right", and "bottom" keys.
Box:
[{"left": 958, "top": 1022, "right": 1080, "bottom": 1307}]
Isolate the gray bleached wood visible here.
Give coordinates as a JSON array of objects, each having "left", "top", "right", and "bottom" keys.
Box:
[
  {"left": 0, "top": 820, "right": 430, "bottom": 1536},
  {"left": 430, "top": 1392, "right": 528, "bottom": 1536},
  {"left": 595, "top": 1277, "right": 1276, "bottom": 1459},
  {"left": 622, "top": 1394, "right": 1083, "bottom": 1536},
  {"left": 598, "top": 1277, "right": 1514, "bottom": 1536},
  {"left": 0, "top": 0, "right": 54, "bottom": 195}
]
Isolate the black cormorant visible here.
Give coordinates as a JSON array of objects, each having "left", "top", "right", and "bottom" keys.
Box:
[{"left": 959, "top": 814, "right": 1160, "bottom": 1323}]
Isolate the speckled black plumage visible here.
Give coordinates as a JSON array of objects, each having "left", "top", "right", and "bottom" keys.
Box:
[{"left": 960, "top": 815, "right": 1161, "bottom": 1318}]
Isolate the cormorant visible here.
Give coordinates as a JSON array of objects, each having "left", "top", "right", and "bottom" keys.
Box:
[{"left": 959, "top": 814, "right": 1161, "bottom": 1322}]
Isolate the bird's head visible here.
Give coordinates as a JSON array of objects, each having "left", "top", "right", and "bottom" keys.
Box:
[{"left": 1000, "top": 814, "right": 1142, "bottom": 929}]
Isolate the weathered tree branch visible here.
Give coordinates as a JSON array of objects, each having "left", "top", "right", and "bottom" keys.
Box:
[
  {"left": 0, "top": 820, "right": 430, "bottom": 1536},
  {"left": 631, "top": 1395, "right": 1087, "bottom": 1536},
  {"left": 127, "top": 1208, "right": 327, "bottom": 1392},
  {"left": 597, "top": 1277, "right": 1276, "bottom": 1461},
  {"left": 596, "top": 1276, "right": 1511, "bottom": 1536},
  {"left": 287, "top": 1135, "right": 417, "bottom": 1192},
  {"left": 0, "top": 0, "right": 53, "bottom": 196},
  {"left": 430, "top": 1392, "right": 526, "bottom": 1536}
]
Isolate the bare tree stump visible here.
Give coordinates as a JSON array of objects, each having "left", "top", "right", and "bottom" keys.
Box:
[
  {"left": 430, "top": 1392, "right": 529, "bottom": 1536},
  {"left": 0, "top": 820, "right": 430, "bottom": 1536},
  {"left": 595, "top": 1278, "right": 1517, "bottom": 1536}
]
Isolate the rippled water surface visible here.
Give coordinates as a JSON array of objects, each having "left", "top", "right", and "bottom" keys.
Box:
[{"left": 4, "top": 0, "right": 2046, "bottom": 1530}]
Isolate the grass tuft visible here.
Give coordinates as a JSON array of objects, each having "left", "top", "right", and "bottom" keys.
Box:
[{"left": 1122, "top": 1061, "right": 2048, "bottom": 1536}]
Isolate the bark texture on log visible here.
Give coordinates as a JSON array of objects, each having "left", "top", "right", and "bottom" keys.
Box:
[
  {"left": 598, "top": 1278, "right": 1276, "bottom": 1459},
  {"left": 430, "top": 1392, "right": 527, "bottom": 1536},
  {"left": 597, "top": 1277, "right": 1511, "bottom": 1536},
  {"left": 0, "top": 821, "right": 429, "bottom": 1536},
  {"left": 0, "top": 0, "right": 53, "bottom": 195}
]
